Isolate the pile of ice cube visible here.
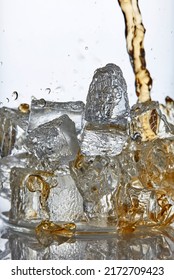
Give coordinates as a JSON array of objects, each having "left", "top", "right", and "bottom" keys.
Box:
[{"left": 0, "top": 63, "right": 174, "bottom": 230}]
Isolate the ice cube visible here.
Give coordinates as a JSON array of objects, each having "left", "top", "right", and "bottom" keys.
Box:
[
  {"left": 48, "top": 170, "right": 83, "bottom": 222},
  {"left": 85, "top": 63, "right": 130, "bottom": 126},
  {"left": 9, "top": 167, "right": 44, "bottom": 222},
  {"left": 25, "top": 114, "right": 80, "bottom": 169},
  {"left": 130, "top": 100, "right": 174, "bottom": 141},
  {"left": 0, "top": 153, "right": 35, "bottom": 191},
  {"left": 0, "top": 107, "right": 29, "bottom": 157},
  {"left": 160, "top": 96, "right": 174, "bottom": 126},
  {"left": 9, "top": 167, "right": 83, "bottom": 224},
  {"left": 70, "top": 154, "right": 120, "bottom": 221},
  {"left": 28, "top": 99, "right": 85, "bottom": 134},
  {"left": 116, "top": 138, "right": 174, "bottom": 231},
  {"left": 80, "top": 123, "right": 128, "bottom": 156}
]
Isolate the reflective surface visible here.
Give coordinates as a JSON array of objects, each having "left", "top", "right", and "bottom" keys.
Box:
[{"left": 0, "top": 221, "right": 174, "bottom": 260}]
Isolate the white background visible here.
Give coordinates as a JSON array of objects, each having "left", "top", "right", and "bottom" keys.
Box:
[{"left": 0, "top": 0, "right": 174, "bottom": 107}]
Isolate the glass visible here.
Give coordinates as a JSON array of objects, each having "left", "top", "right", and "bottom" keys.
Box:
[{"left": 0, "top": 0, "right": 174, "bottom": 260}]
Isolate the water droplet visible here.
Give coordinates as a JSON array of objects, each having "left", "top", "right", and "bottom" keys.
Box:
[
  {"left": 39, "top": 99, "right": 46, "bottom": 108},
  {"left": 0, "top": 102, "right": 3, "bottom": 106},
  {"left": 0, "top": 62, "right": 3, "bottom": 66},
  {"left": 12, "top": 91, "right": 18, "bottom": 100},
  {"left": 6, "top": 98, "right": 9, "bottom": 103},
  {"left": 85, "top": 46, "right": 88, "bottom": 50},
  {"left": 45, "top": 87, "right": 51, "bottom": 94}
]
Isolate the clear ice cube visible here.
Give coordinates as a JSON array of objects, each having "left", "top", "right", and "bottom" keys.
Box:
[
  {"left": 0, "top": 107, "right": 29, "bottom": 157},
  {"left": 48, "top": 170, "right": 83, "bottom": 222},
  {"left": 28, "top": 99, "right": 85, "bottom": 134},
  {"left": 130, "top": 100, "right": 174, "bottom": 141},
  {"left": 85, "top": 63, "right": 130, "bottom": 126},
  {"left": 80, "top": 123, "right": 128, "bottom": 156},
  {"left": 116, "top": 137, "right": 174, "bottom": 231},
  {"left": 70, "top": 154, "right": 120, "bottom": 221},
  {"left": 160, "top": 96, "right": 174, "bottom": 126},
  {"left": 9, "top": 167, "right": 83, "bottom": 223},
  {"left": 25, "top": 114, "right": 80, "bottom": 169},
  {"left": 9, "top": 167, "right": 43, "bottom": 222},
  {"left": 79, "top": 63, "right": 129, "bottom": 157}
]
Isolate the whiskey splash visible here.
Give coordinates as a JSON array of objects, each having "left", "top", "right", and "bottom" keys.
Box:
[{"left": 118, "top": 0, "right": 153, "bottom": 103}]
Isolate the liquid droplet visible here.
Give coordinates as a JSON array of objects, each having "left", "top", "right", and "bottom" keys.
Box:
[
  {"left": 0, "top": 62, "right": 3, "bottom": 66},
  {"left": 6, "top": 98, "right": 9, "bottom": 103},
  {"left": 18, "top": 103, "right": 30, "bottom": 113},
  {"left": 39, "top": 98, "right": 46, "bottom": 108},
  {"left": 0, "top": 102, "right": 3, "bottom": 106},
  {"left": 12, "top": 91, "right": 18, "bottom": 100},
  {"left": 45, "top": 88, "right": 51, "bottom": 94},
  {"left": 85, "top": 46, "right": 88, "bottom": 50}
]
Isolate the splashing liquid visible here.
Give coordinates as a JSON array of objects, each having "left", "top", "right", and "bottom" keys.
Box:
[{"left": 118, "top": 0, "right": 153, "bottom": 103}]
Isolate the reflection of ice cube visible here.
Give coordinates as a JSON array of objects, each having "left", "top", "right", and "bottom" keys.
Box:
[
  {"left": 85, "top": 63, "right": 130, "bottom": 126},
  {"left": 0, "top": 107, "right": 29, "bottom": 157},
  {"left": 80, "top": 123, "right": 128, "bottom": 156},
  {"left": 28, "top": 99, "right": 85, "bottom": 134},
  {"left": 116, "top": 230, "right": 174, "bottom": 260},
  {"left": 25, "top": 115, "right": 80, "bottom": 169},
  {"left": 1, "top": 226, "right": 174, "bottom": 259},
  {"left": 1, "top": 229, "right": 86, "bottom": 260}
]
